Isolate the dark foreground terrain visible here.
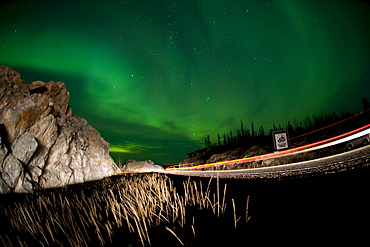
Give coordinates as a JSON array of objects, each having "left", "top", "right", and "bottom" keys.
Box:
[
  {"left": 1, "top": 161, "right": 370, "bottom": 246},
  {"left": 168, "top": 163, "right": 370, "bottom": 245}
]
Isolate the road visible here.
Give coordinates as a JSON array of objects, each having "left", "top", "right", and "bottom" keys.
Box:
[
  {"left": 164, "top": 125, "right": 370, "bottom": 179},
  {"left": 164, "top": 145, "right": 370, "bottom": 179}
]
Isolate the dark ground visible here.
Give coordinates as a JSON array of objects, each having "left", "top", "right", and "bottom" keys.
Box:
[
  {"left": 167, "top": 163, "right": 370, "bottom": 246},
  {"left": 1, "top": 161, "right": 369, "bottom": 246}
]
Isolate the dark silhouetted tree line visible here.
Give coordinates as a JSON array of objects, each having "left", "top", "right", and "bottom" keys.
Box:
[
  {"left": 204, "top": 98, "right": 370, "bottom": 149},
  {"left": 204, "top": 120, "right": 269, "bottom": 148}
]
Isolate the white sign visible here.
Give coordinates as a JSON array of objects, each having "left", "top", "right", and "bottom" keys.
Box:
[{"left": 272, "top": 130, "right": 290, "bottom": 151}]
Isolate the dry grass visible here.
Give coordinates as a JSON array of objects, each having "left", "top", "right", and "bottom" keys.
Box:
[{"left": 0, "top": 173, "right": 237, "bottom": 247}]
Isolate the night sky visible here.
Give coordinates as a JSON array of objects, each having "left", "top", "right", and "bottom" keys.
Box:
[{"left": 1, "top": 0, "right": 369, "bottom": 165}]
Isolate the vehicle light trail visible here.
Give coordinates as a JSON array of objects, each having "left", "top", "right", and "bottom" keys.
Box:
[
  {"left": 165, "top": 124, "right": 370, "bottom": 171},
  {"left": 290, "top": 108, "right": 370, "bottom": 140}
]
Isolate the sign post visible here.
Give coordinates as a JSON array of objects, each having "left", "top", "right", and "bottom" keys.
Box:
[{"left": 272, "top": 130, "right": 290, "bottom": 151}]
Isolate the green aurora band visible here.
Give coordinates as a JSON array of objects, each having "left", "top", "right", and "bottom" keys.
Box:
[{"left": 1, "top": 0, "right": 369, "bottom": 165}]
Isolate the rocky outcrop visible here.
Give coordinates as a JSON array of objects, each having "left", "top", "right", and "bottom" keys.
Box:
[
  {"left": 178, "top": 142, "right": 344, "bottom": 171},
  {"left": 179, "top": 146, "right": 226, "bottom": 166},
  {"left": 179, "top": 145, "right": 271, "bottom": 166},
  {"left": 0, "top": 65, "right": 120, "bottom": 193},
  {"left": 207, "top": 146, "right": 270, "bottom": 163},
  {"left": 121, "top": 160, "right": 164, "bottom": 173}
]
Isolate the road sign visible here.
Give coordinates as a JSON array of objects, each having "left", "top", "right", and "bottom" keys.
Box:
[{"left": 272, "top": 130, "right": 290, "bottom": 151}]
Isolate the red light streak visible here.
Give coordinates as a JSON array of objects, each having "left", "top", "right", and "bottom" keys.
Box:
[
  {"left": 290, "top": 108, "right": 370, "bottom": 140},
  {"left": 165, "top": 124, "right": 370, "bottom": 171}
]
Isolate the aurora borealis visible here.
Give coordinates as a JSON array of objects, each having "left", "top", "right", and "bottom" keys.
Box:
[{"left": 1, "top": 0, "right": 369, "bottom": 165}]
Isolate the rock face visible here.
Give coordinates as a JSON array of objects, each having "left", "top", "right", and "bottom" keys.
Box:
[
  {"left": 179, "top": 142, "right": 344, "bottom": 171},
  {"left": 0, "top": 65, "right": 120, "bottom": 193},
  {"left": 179, "top": 145, "right": 270, "bottom": 166},
  {"left": 121, "top": 160, "right": 164, "bottom": 173}
]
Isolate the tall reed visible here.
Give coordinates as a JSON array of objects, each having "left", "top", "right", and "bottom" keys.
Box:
[{"left": 0, "top": 173, "right": 238, "bottom": 247}]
